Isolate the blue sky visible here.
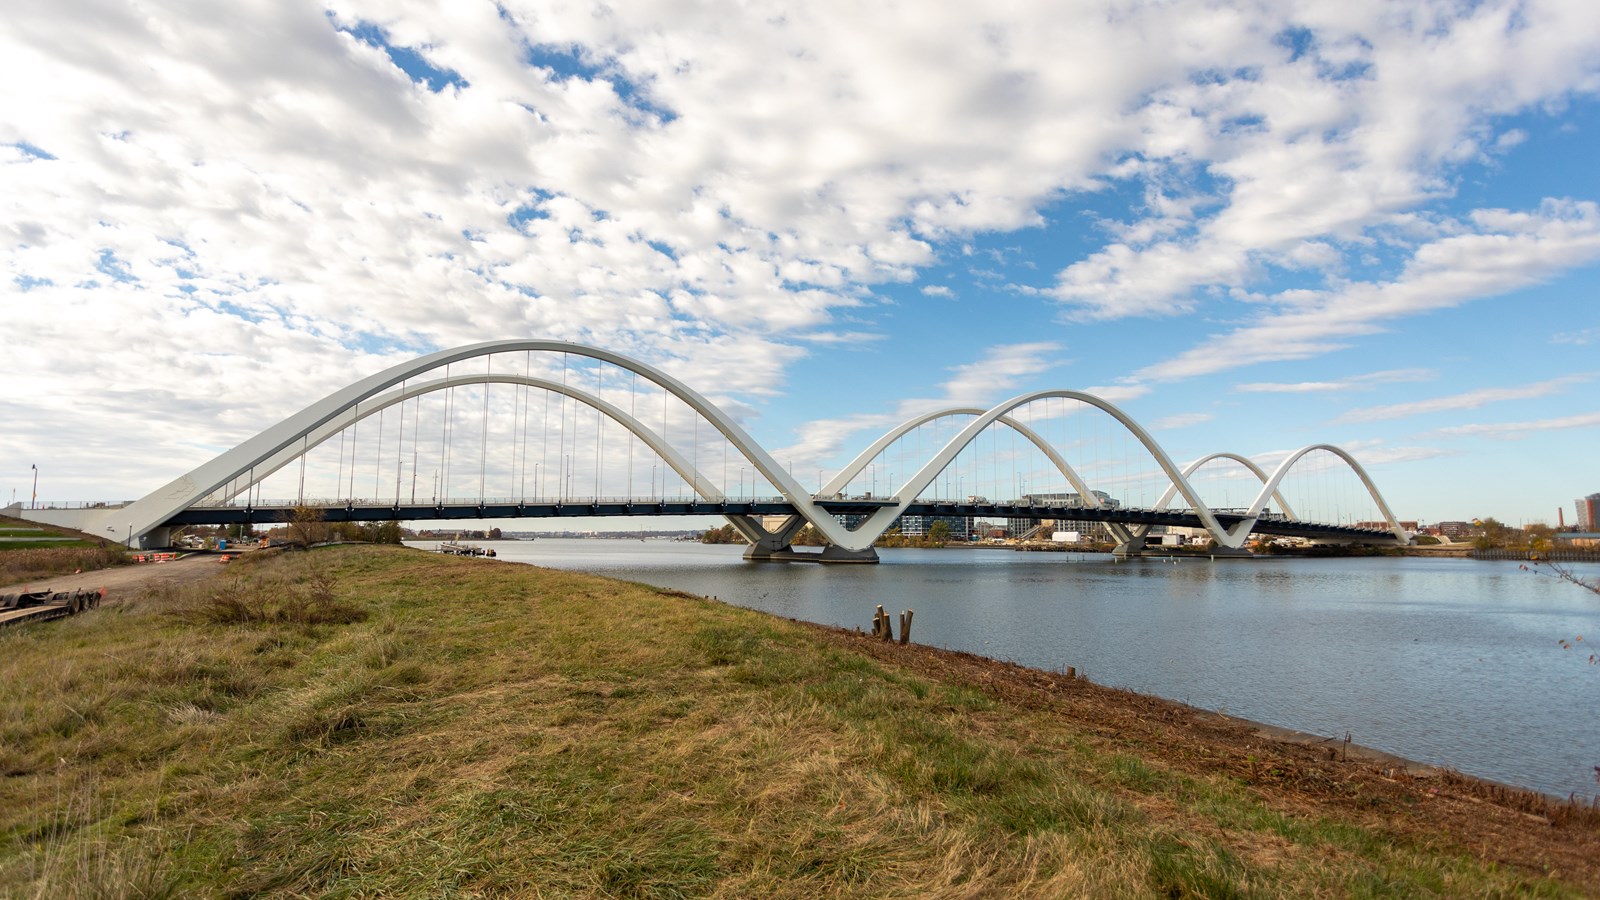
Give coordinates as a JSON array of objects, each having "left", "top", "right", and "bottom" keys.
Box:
[{"left": 2, "top": 0, "right": 1599, "bottom": 528}]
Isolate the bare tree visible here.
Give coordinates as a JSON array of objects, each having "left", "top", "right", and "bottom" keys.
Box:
[
  {"left": 287, "top": 504, "right": 326, "bottom": 550},
  {"left": 1525, "top": 561, "right": 1599, "bottom": 665}
]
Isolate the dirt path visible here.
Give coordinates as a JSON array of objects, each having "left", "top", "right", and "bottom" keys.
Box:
[{"left": 1, "top": 553, "right": 228, "bottom": 598}]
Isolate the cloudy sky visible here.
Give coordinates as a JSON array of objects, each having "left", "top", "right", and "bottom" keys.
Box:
[{"left": 4, "top": 0, "right": 1599, "bottom": 527}]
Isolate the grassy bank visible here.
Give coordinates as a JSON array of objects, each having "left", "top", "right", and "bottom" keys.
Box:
[
  {"left": 0, "top": 515, "right": 128, "bottom": 584},
  {"left": 2, "top": 546, "right": 1595, "bottom": 897}
]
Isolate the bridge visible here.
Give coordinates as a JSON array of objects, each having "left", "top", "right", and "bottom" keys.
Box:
[{"left": 11, "top": 339, "right": 1412, "bottom": 562}]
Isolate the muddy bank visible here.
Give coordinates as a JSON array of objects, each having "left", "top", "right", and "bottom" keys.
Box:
[{"left": 796, "top": 615, "right": 1600, "bottom": 884}]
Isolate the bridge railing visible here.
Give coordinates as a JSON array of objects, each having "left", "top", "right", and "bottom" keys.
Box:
[
  {"left": 218, "top": 494, "right": 1149, "bottom": 510},
  {"left": 10, "top": 500, "right": 134, "bottom": 510}
]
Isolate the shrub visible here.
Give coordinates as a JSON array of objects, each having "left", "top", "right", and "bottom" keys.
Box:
[{"left": 175, "top": 568, "right": 365, "bottom": 626}]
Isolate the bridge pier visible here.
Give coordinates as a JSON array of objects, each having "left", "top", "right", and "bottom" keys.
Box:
[
  {"left": 1111, "top": 536, "right": 1148, "bottom": 559},
  {"left": 1113, "top": 537, "right": 1254, "bottom": 559},
  {"left": 139, "top": 527, "right": 172, "bottom": 551},
  {"left": 742, "top": 543, "right": 880, "bottom": 564}
]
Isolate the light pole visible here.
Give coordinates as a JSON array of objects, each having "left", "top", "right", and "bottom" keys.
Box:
[
  {"left": 870, "top": 463, "right": 876, "bottom": 498},
  {"left": 651, "top": 464, "right": 657, "bottom": 499},
  {"left": 126, "top": 522, "right": 132, "bottom": 549},
  {"left": 31, "top": 464, "right": 38, "bottom": 509},
  {"left": 432, "top": 470, "right": 439, "bottom": 504}
]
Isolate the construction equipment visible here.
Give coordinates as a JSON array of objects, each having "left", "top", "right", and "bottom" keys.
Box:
[{"left": 0, "top": 587, "right": 104, "bottom": 628}]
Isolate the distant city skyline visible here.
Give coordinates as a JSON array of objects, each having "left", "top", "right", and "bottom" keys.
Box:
[{"left": 3, "top": 1, "right": 1598, "bottom": 526}]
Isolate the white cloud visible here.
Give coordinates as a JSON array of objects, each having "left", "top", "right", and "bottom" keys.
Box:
[
  {"left": 1154, "top": 412, "right": 1214, "bottom": 430},
  {"left": 793, "top": 331, "right": 885, "bottom": 345},
  {"left": 1337, "top": 373, "right": 1596, "bottom": 423},
  {"left": 1552, "top": 327, "right": 1600, "bottom": 345},
  {"left": 1432, "top": 411, "right": 1600, "bottom": 440},
  {"left": 1050, "top": 1, "right": 1600, "bottom": 320},
  {"left": 920, "top": 285, "right": 954, "bottom": 298},
  {"left": 774, "top": 342, "right": 1064, "bottom": 468},
  {"left": 1139, "top": 200, "right": 1600, "bottom": 381},
  {"left": 1, "top": 0, "right": 1598, "bottom": 502},
  {"left": 1236, "top": 368, "right": 1436, "bottom": 393}
]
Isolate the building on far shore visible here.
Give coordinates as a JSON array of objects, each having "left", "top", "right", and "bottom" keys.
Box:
[
  {"left": 1355, "top": 520, "right": 1418, "bottom": 532},
  {"left": 1575, "top": 493, "right": 1600, "bottom": 531}
]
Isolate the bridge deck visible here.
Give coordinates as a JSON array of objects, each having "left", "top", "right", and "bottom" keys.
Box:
[{"left": 165, "top": 499, "right": 1398, "bottom": 541}]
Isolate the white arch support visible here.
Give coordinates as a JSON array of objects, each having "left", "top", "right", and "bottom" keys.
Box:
[
  {"left": 32, "top": 340, "right": 1411, "bottom": 553},
  {"left": 213, "top": 372, "right": 723, "bottom": 505},
  {"left": 820, "top": 389, "right": 1245, "bottom": 548},
  {"left": 210, "top": 371, "right": 806, "bottom": 552},
  {"left": 68, "top": 339, "right": 872, "bottom": 549},
  {"left": 814, "top": 407, "right": 1135, "bottom": 545},
  {"left": 1154, "top": 452, "right": 1297, "bottom": 520},
  {"left": 1244, "top": 445, "right": 1411, "bottom": 544}
]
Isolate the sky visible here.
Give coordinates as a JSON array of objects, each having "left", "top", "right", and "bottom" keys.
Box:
[{"left": 3, "top": 0, "right": 1599, "bottom": 530}]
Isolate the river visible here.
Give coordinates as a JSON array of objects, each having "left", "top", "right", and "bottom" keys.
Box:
[{"left": 413, "top": 539, "right": 1600, "bottom": 801}]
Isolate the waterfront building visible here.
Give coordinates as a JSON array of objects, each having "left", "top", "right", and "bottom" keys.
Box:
[
  {"left": 1356, "top": 520, "right": 1418, "bottom": 532},
  {"left": 896, "top": 515, "right": 971, "bottom": 540},
  {"left": 1575, "top": 493, "right": 1600, "bottom": 531},
  {"left": 1004, "top": 491, "right": 1122, "bottom": 542}
]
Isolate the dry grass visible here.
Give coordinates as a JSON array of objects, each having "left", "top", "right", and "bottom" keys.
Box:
[
  {"left": 0, "top": 546, "right": 128, "bottom": 586},
  {"left": 0, "top": 545, "right": 1594, "bottom": 897},
  {"left": 169, "top": 562, "right": 364, "bottom": 626}
]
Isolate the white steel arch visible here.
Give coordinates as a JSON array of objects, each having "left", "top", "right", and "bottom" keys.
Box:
[
  {"left": 813, "top": 407, "right": 1136, "bottom": 545},
  {"left": 209, "top": 371, "right": 798, "bottom": 551},
  {"left": 863, "top": 389, "right": 1246, "bottom": 548},
  {"left": 35, "top": 340, "right": 1409, "bottom": 552},
  {"left": 1154, "top": 452, "right": 1297, "bottom": 520},
  {"left": 75, "top": 339, "right": 873, "bottom": 549},
  {"left": 211, "top": 373, "right": 725, "bottom": 505},
  {"left": 1246, "top": 445, "right": 1410, "bottom": 544}
]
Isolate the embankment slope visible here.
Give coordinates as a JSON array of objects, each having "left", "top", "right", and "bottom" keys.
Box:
[{"left": 2, "top": 545, "right": 1595, "bottom": 897}]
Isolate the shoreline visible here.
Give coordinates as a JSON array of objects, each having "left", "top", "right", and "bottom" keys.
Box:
[
  {"left": 781, "top": 611, "right": 1586, "bottom": 810},
  {"left": 431, "top": 540, "right": 1592, "bottom": 801},
  {"left": 4, "top": 544, "right": 1596, "bottom": 894}
]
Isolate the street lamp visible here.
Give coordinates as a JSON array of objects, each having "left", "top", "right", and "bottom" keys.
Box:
[{"left": 31, "top": 464, "right": 38, "bottom": 510}]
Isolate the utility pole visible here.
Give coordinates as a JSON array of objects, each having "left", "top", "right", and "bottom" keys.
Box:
[{"left": 31, "top": 464, "right": 38, "bottom": 509}]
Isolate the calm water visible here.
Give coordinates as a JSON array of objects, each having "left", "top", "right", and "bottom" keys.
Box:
[{"left": 418, "top": 539, "right": 1600, "bottom": 800}]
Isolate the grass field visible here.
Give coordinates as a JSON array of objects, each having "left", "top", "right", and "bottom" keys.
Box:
[
  {"left": 0, "top": 516, "right": 126, "bottom": 583},
  {"left": 2, "top": 545, "right": 1595, "bottom": 897}
]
